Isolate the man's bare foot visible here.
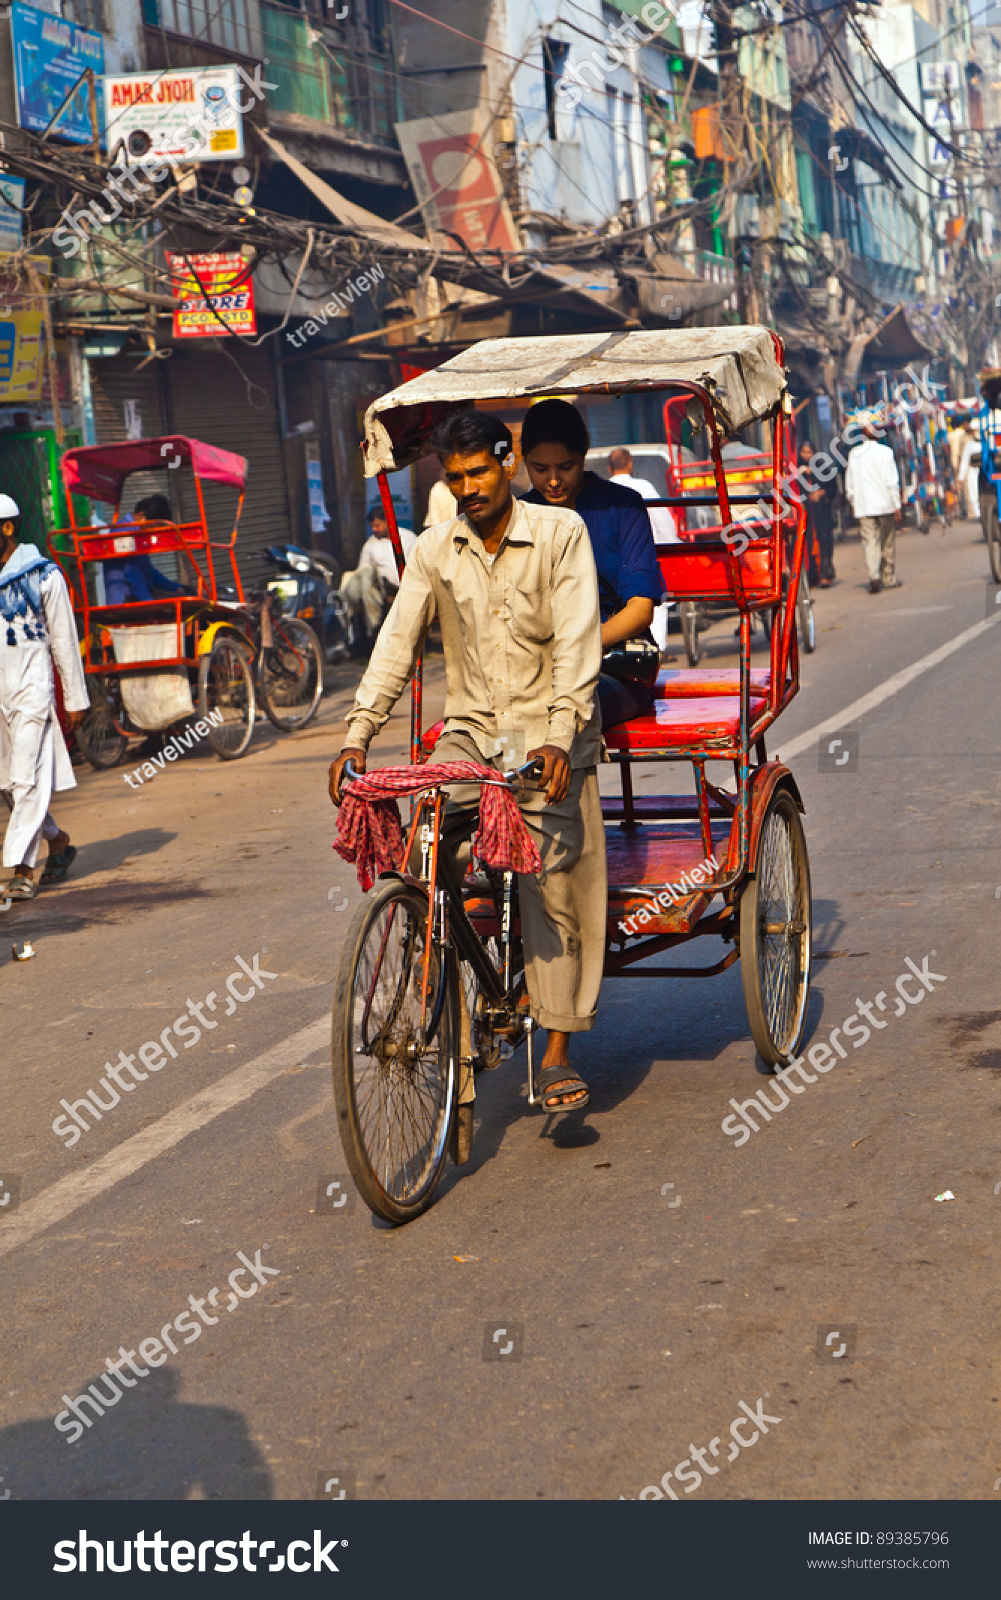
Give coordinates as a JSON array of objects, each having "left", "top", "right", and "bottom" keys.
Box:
[
  {"left": 49, "top": 830, "right": 70, "bottom": 857},
  {"left": 537, "top": 1030, "right": 589, "bottom": 1109}
]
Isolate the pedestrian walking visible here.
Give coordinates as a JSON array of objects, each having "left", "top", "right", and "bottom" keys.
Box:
[
  {"left": 844, "top": 412, "right": 902, "bottom": 593},
  {"left": 0, "top": 497, "right": 89, "bottom": 900},
  {"left": 797, "top": 440, "right": 837, "bottom": 587}
]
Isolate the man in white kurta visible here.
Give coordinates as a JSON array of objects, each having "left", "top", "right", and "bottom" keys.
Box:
[{"left": 0, "top": 501, "right": 89, "bottom": 898}]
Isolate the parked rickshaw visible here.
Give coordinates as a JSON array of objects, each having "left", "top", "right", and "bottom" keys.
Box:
[
  {"left": 332, "top": 327, "right": 813, "bottom": 1223},
  {"left": 48, "top": 436, "right": 322, "bottom": 767}
]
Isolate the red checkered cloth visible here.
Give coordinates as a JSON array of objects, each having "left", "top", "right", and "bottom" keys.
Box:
[{"left": 334, "top": 761, "right": 542, "bottom": 891}]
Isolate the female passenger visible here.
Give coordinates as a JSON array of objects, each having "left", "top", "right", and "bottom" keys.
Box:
[{"left": 520, "top": 399, "right": 665, "bottom": 729}]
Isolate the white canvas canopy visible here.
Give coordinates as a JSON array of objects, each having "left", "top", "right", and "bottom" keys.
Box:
[{"left": 363, "top": 325, "right": 786, "bottom": 476}]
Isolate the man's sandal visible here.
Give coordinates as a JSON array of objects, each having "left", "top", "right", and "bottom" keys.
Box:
[
  {"left": 536, "top": 1064, "right": 590, "bottom": 1111},
  {"left": 40, "top": 845, "right": 77, "bottom": 886},
  {"left": 6, "top": 876, "right": 37, "bottom": 900}
]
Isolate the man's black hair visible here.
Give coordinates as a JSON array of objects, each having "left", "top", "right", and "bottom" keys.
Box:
[
  {"left": 135, "top": 493, "right": 171, "bottom": 520},
  {"left": 367, "top": 504, "right": 387, "bottom": 523},
  {"left": 430, "top": 409, "right": 513, "bottom": 464},
  {"left": 520, "top": 398, "right": 590, "bottom": 459}
]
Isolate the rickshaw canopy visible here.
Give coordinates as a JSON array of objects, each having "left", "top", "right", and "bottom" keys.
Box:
[
  {"left": 362, "top": 326, "right": 786, "bottom": 476},
  {"left": 62, "top": 436, "right": 248, "bottom": 502}
]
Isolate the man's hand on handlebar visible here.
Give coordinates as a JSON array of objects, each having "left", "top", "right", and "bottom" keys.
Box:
[
  {"left": 527, "top": 744, "right": 571, "bottom": 805},
  {"left": 329, "top": 746, "right": 366, "bottom": 807}
]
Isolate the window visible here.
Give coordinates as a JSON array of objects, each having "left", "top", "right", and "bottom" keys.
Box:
[
  {"left": 145, "top": 0, "right": 257, "bottom": 57},
  {"left": 543, "top": 37, "right": 570, "bottom": 140},
  {"left": 62, "top": 0, "right": 105, "bottom": 31}
]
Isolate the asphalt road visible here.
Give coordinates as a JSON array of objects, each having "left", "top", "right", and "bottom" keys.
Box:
[{"left": 1, "top": 516, "right": 999, "bottom": 1503}]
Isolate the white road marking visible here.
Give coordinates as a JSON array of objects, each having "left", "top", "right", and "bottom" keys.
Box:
[
  {"left": 0, "top": 1015, "right": 329, "bottom": 1262},
  {"left": 776, "top": 613, "right": 1000, "bottom": 764}
]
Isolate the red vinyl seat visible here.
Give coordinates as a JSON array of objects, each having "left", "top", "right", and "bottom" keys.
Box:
[
  {"left": 603, "top": 694, "right": 767, "bottom": 752},
  {"left": 654, "top": 666, "right": 772, "bottom": 699}
]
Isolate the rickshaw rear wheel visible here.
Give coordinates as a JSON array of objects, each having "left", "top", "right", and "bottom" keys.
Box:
[
  {"left": 198, "top": 637, "right": 256, "bottom": 760},
  {"left": 332, "top": 879, "right": 458, "bottom": 1224},
  {"left": 75, "top": 675, "right": 129, "bottom": 770},
  {"left": 985, "top": 501, "right": 1001, "bottom": 584},
  {"left": 259, "top": 618, "right": 323, "bottom": 732},
  {"left": 740, "top": 788, "right": 812, "bottom": 1068}
]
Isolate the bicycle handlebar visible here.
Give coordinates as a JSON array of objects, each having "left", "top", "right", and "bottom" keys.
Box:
[{"left": 341, "top": 755, "right": 544, "bottom": 789}]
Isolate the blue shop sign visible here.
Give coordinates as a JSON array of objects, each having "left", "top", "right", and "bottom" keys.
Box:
[{"left": 11, "top": 2, "right": 105, "bottom": 144}]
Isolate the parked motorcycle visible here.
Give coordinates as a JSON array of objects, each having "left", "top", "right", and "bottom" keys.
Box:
[{"left": 262, "top": 544, "right": 352, "bottom": 663}]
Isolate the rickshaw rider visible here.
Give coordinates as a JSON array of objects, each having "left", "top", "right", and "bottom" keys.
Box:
[{"left": 329, "top": 410, "right": 606, "bottom": 1112}]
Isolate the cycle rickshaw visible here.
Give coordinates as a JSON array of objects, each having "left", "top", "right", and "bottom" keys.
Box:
[
  {"left": 333, "top": 327, "right": 813, "bottom": 1223},
  {"left": 48, "top": 436, "right": 322, "bottom": 766}
]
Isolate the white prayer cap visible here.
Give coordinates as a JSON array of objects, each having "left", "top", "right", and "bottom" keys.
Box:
[{"left": 0, "top": 495, "right": 20, "bottom": 519}]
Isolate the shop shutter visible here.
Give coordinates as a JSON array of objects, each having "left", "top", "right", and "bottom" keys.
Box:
[{"left": 164, "top": 339, "right": 292, "bottom": 594}]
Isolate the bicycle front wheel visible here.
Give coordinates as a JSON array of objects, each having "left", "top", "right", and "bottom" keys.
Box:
[
  {"left": 259, "top": 618, "right": 323, "bottom": 732},
  {"left": 332, "top": 879, "right": 458, "bottom": 1224}
]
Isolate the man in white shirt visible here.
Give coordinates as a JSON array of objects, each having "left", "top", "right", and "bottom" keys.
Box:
[
  {"left": 340, "top": 506, "right": 417, "bottom": 638},
  {"left": 607, "top": 447, "right": 675, "bottom": 654},
  {"left": 844, "top": 412, "right": 902, "bottom": 593},
  {"left": 0, "top": 496, "right": 90, "bottom": 900}
]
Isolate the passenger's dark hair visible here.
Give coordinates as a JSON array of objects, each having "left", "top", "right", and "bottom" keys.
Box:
[
  {"left": 520, "top": 398, "right": 590, "bottom": 459},
  {"left": 367, "top": 504, "right": 386, "bottom": 523},
  {"left": 135, "top": 493, "right": 171, "bottom": 521},
  {"left": 430, "top": 409, "right": 513, "bottom": 464}
]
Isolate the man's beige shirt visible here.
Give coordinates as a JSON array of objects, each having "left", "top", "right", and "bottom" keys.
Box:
[{"left": 345, "top": 495, "right": 602, "bottom": 767}]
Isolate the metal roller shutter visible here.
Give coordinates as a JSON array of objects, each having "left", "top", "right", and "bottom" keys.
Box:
[
  {"left": 164, "top": 340, "right": 292, "bottom": 594},
  {"left": 89, "top": 353, "right": 167, "bottom": 512}
]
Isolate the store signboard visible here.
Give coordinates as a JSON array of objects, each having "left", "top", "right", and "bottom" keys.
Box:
[
  {"left": 166, "top": 251, "right": 256, "bottom": 338},
  {"left": 0, "top": 177, "right": 26, "bottom": 251},
  {"left": 11, "top": 2, "right": 104, "bottom": 144},
  {"left": 104, "top": 66, "right": 244, "bottom": 163},
  {"left": 0, "top": 250, "right": 48, "bottom": 401},
  {"left": 395, "top": 109, "right": 520, "bottom": 254}
]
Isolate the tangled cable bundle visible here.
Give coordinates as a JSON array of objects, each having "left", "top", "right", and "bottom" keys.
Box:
[{"left": 334, "top": 762, "right": 543, "bottom": 891}]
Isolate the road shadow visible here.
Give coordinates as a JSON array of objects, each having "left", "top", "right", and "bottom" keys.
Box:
[
  {"left": 0, "top": 881, "right": 212, "bottom": 942},
  {"left": 0, "top": 1367, "right": 272, "bottom": 1500},
  {"left": 61, "top": 829, "right": 178, "bottom": 880}
]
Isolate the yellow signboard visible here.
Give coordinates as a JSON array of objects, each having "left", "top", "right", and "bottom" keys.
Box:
[{"left": 0, "top": 310, "right": 44, "bottom": 401}]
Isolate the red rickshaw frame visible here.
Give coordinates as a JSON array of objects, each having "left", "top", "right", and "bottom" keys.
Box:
[{"left": 362, "top": 329, "right": 810, "bottom": 1004}]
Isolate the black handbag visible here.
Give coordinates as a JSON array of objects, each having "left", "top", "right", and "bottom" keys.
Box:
[{"left": 599, "top": 575, "right": 661, "bottom": 690}]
